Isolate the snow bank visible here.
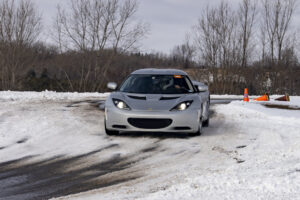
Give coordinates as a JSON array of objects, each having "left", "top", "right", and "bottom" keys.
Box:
[
  {"left": 211, "top": 94, "right": 300, "bottom": 101},
  {"left": 0, "top": 91, "right": 109, "bottom": 102},
  {"left": 211, "top": 95, "right": 244, "bottom": 99},
  {"left": 136, "top": 100, "right": 300, "bottom": 200}
]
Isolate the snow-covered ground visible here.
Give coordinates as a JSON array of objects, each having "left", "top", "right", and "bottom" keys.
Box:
[
  {"left": 136, "top": 98, "right": 300, "bottom": 200},
  {"left": 0, "top": 92, "right": 299, "bottom": 200},
  {"left": 0, "top": 91, "right": 109, "bottom": 102}
]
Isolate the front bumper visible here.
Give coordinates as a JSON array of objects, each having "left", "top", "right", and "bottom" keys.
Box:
[{"left": 105, "top": 106, "right": 201, "bottom": 133}]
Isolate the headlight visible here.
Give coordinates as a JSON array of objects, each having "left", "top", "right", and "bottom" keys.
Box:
[
  {"left": 171, "top": 101, "right": 193, "bottom": 111},
  {"left": 112, "top": 99, "right": 131, "bottom": 110}
]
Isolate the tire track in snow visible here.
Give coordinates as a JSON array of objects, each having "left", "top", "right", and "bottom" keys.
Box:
[
  {"left": 0, "top": 100, "right": 165, "bottom": 200},
  {"left": 0, "top": 143, "right": 161, "bottom": 200}
]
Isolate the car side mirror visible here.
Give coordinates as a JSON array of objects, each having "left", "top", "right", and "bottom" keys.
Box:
[
  {"left": 107, "top": 82, "right": 117, "bottom": 90},
  {"left": 198, "top": 85, "right": 208, "bottom": 92}
]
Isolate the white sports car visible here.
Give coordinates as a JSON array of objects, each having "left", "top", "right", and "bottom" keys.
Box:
[{"left": 105, "top": 69, "right": 210, "bottom": 136}]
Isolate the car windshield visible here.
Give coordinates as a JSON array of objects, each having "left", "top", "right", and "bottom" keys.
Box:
[{"left": 120, "top": 74, "right": 195, "bottom": 94}]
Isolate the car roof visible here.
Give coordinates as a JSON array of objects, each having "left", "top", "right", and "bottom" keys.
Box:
[{"left": 131, "top": 68, "right": 187, "bottom": 76}]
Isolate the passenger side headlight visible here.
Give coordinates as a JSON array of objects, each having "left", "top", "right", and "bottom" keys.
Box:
[
  {"left": 171, "top": 101, "right": 193, "bottom": 111},
  {"left": 112, "top": 99, "right": 131, "bottom": 110}
]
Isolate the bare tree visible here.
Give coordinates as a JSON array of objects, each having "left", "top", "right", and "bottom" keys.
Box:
[
  {"left": 111, "top": 0, "right": 148, "bottom": 53},
  {"left": 262, "top": 0, "right": 276, "bottom": 64},
  {"left": 54, "top": 0, "right": 148, "bottom": 53},
  {"left": 260, "top": 23, "right": 267, "bottom": 66},
  {"left": 217, "top": 2, "right": 240, "bottom": 68},
  {"left": 275, "top": 0, "right": 296, "bottom": 63},
  {"left": 0, "top": 0, "right": 42, "bottom": 89},
  {"left": 193, "top": 6, "right": 220, "bottom": 67},
  {"left": 262, "top": 0, "right": 297, "bottom": 65},
  {"left": 172, "top": 35, "right": 196, "bottom": 68},
  {"left": 53, "top": 0, "right": 148, "bottom": 92},
  {"left": 191, "top": 1, "right": 243, "bottom": 94},
  {"left": 238, "top": 0, "right": 257, "bottom": 67},
  {"left": 193, "top": 1, "right": 239, "bottom": 68}
]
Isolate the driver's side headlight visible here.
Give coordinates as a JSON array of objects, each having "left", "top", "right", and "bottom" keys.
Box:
[
  {"left": 112, "top": 99, "right": 131, "bottom": 110},
  {"left": 171, "top": 101, "right": 193, "bottom": 111}
]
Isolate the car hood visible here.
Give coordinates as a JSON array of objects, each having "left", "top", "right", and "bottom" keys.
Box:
[{"left": 110, "top": 92, "right": 195, "bottom": 111}]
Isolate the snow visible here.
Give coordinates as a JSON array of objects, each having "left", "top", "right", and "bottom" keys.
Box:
[
  {"left": 0, "top": 91, "right": 109, "bottom": 102},
  {"left": 211, "top": 94, "right": 244, "bottom": 99},
  {"left": 0, "top": 91, "right": 300, "bottom": 200},
  {"left": 0, "top": 91, "right": 109, "bottom": 162},
  {"left": 134, "top": 98, "right": 300, "bottom": 200}
]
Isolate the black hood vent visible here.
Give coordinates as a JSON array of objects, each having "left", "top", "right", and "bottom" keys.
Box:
[
  {"left": 160, "top": 96, "right": 180, "bottom": 101},
  {"left": 127, "top": 95, "right": 146, "bottom": 100}
]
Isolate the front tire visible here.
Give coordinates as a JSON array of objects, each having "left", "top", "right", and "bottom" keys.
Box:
[
  {"left": 203, "top": 101, "right": 210, "bottom": 127},
  {"left": 104, "top": 120, "right": 119, "bottom": 136},
  {"left": 189, "top": 118, "right": 203, "bottom": 137},
  {"left": 203, "top": 118, "right": 209, "bottom": 127}
]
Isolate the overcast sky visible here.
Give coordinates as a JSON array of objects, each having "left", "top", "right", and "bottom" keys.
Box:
[{"left": 33, "top": 0, "right": 299, "bottom": 54}]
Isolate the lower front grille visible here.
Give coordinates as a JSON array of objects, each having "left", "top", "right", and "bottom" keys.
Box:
[
  {"left": 128, "top": 118, "right": 172, "bottom": 129},
  {"left": 174, "top": 127, "right": 191, "bottom": 130}
]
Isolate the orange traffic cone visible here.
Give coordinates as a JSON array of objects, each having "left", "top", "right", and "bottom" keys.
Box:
[
  {"left": 275, "top": 94, "right": 290, "bottom": 102},
  {"left": 243, "top": 88, "right": 249, "bottom": 102},
  {"left": 255, "top": 93, "right": 270, "bottom": 101}
]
